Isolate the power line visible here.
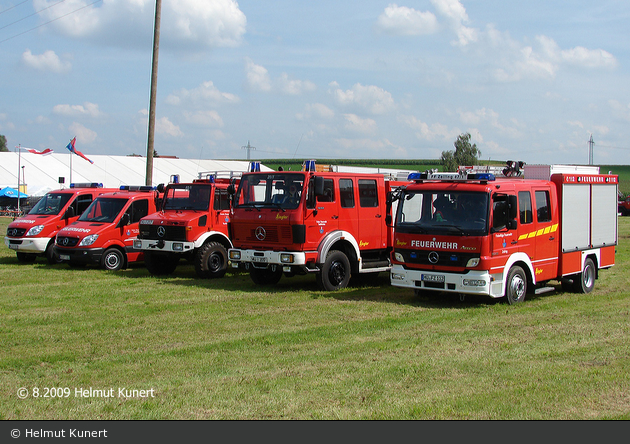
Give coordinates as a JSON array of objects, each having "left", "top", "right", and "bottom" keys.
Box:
[
  {"left": 0, "top": 0, "right": 30, "bottom": 16},
  {"left": 0, "top": 0, "right": 102, "bottom": 44},
  {"left": 0, "top": 0, "right": 66, "bottom": 32}
]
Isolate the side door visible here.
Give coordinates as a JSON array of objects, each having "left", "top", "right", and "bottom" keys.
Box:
[
  {"left": 305, "top": 177, "right": 339, "bottom": 249},
  {"left": 122, "top": 198, "right": 149, "bottom": 250},
  {"left": 213, "top": 187, "right": 231, "bottom": 234},
  {"left": 531, "top": 186, "right": 559, "bottom": 281},
  {"left": 357, "top": 178, "right": 384, "bottom": 250}
]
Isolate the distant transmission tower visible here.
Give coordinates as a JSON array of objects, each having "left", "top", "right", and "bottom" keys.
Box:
[
  {"left": 242, "top": 140, "right": 256, "bottom": 160},
  {"left": 588, "top": 134, "right": 594, "bottom": 165}
]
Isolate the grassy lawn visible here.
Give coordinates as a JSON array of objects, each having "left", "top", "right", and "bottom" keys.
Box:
[{"left": 1, "top": 215, "right": 629, "bottom": 420}]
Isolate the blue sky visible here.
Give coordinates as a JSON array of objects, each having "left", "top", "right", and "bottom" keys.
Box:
[{"left": 1, "top": 0, "right": 629, "bottom": 165}]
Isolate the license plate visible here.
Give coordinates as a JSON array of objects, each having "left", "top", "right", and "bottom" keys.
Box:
[
  {"left": 252, "top": 256, "right": 267, "bottom": 263},
  {"left": 60, "top": 254, "right": 70, "bottom": 261},
  {"left": 421, "top": 274, "right": 445, "bottom": 283},
  {"left": 8, "top": 244, "right": 19, "bottom": 250}
]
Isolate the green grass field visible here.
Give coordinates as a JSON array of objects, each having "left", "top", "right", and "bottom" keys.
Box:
[{"left": 1, "top": 216, "right": 629, "bottom": 420}]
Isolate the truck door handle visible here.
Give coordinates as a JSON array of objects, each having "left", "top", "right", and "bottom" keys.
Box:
[
  {"left": 511, "top": 240, "right": 518, "bottom": 245},
  {"left": 549, "top": 236, "right": 555, "bottom": 240},
  {"left": 376, "top": 214, "right": 382, "bottom": 218},
  {"left": 331, "top": 215, "right": 338, "bottom": 219}
]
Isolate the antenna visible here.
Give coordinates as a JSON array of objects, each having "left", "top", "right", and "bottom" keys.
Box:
[{"left": 241, "top": 140, "right": 256, "bottom": 160}]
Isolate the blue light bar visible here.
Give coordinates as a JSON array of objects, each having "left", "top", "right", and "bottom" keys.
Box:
[
  {"left": 407, "top": 172, "right": 425, "bottom": 181},
  {"left": 468, "top": 173, "right": 495, "bottom": 181},
  {"left": 407, "top": 172, "right": 495, "bottom": 182},
  {"left": 70, "top": 183, "right": 103, "bottom": 188},
  {"left": 119, "top": 185, "right": 155, "bottom": 192},
  {"left": 249, "top": 161, "right": 261, "bottom": 172}
]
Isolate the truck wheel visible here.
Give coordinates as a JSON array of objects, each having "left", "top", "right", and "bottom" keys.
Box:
[
  {"left": 316, "top": 250, "right": 351, "bottom": 291},
  {"left": 572, "top": 257, "right": 596, "bottom": 294},
  {"left": 16, "top": 252, "right": 37, "bottom": 263},
  {"left": 505, "top": 265, "right": 527, "bottom": 304},
  {"left": 144, "top": 252, "right": 179, "bottom": 275},
  {"left": 250, "top": 265, "right": 283, "bottom": 285},
  {"left": 46, "top": 242, "right": 63, "bottom": 264},
  {"left": 195, "top": 242, "right": 228, "bottom": 279},
  {"left": 102, "top": 248, "right": 125, "bottom": 271}
]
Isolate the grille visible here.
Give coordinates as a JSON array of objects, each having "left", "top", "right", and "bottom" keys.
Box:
[
  {"left": 396, "top": 248, "right": 478, "bottom": 268},
  {"left": 6, "top": 227, "right": 26, "bottom": 237},
  {"left": 56, "top": 236, "right": 80, "bottom": 247},
  {"left": 244, "top": 225, "right": 292, "bottom": 244},
  {"left": 139, "top": 225, "right": 187, "bottom": 241}
]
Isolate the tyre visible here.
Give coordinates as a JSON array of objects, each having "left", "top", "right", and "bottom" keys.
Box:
[
  {"left": 46, "top": 242, "right": 63, "bottom": 265},
  {"left": 144, "top": 251, "right": 179, "bottom": 275},
  {"left": 316, "top": 250, "right": 351, "bottom": 291},
  {"left": 16, "top": 252, "right": 37, "bottom": 263},
  {"left": 505, "top": 265, "right": 527, "bottom": 304},
  {"left": 102, "top": 248, "right": 125, "bottom": 271},
  {"left": 572, "top": 257, "right": 596, "bottom": 294},
  {"left": 249, "top": 265, "right": 283, "bottom": 285},
  {"left": 194, "top": 242, "right": 228, "bottom": 279}
]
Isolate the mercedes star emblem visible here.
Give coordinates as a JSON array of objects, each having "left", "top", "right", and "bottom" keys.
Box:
[
  {"left": 255, "top": 226, "right": 266, "bottom": 241},
  {"left": 157, "top": 226, "right": 166, "bottom": 238},
  {"left": 428, "top": 251, "right": 440, "bottom": 264}
]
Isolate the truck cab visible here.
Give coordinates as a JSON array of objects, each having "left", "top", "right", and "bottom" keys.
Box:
[
  {"left": 133, "top": 173, "right": 237, "bottom": 278},
  {"left": 54, "top": 186, "right": 161, "bottom": 270},
  {"left": 228, "top": 161, "right": 409, "bottom": 290},
  {"left": 4, "top": 183, "right": 116, "bottom": 264}
]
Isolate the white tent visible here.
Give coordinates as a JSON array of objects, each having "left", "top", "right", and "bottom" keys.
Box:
[{"left": 0, "top": 152, "right": 272, "bottom": 196}]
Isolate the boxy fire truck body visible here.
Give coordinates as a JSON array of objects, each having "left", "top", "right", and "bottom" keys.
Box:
[
  {"left": 389, "top": 163, "right": 618, "bottom": 303},
  {"left": 53, "top": 186, "right": 161, "bottom": 270},
  {"left": 133, "top": 172, "right": 237, "bottom": 278},
  {"left": 228, "top": 161, "right": 412, "bottom": 291},
  {"left": 4, "top": 183, "right": 117, "bottom": 264}
]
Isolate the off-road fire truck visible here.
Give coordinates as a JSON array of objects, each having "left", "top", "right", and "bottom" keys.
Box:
[
  {"left": 4, "top": 183, "right": 117, "bottom": 264},
  {"left": 227, "top": 160, "right": 413, "bottom": 291},
  {"left": 618, "top": 194, "right": 630, "bottom": 216},
  {"left": 133, "top": 172, "right": 239, "bottom": 278},
  {"left": 389, "top": 162, "right": 618, "bottom": 304},
  {"left": 53, "top": 186, "right": 162, "bottom": 270}
]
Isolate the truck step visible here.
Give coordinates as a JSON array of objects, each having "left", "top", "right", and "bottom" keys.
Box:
[
  {"left": 361, "top": 260, "right": 389, "bottom": 269},
  {"left": 534, "top": 286, "right": 555, "bottom": 295}
]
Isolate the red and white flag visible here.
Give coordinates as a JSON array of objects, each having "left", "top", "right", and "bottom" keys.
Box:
[{"left": 23, "top": 147, "right": 54, "bottom": 155}]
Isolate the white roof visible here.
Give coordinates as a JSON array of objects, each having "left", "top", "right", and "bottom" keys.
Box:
[{"left": 0, "top": 152, "right": 272, "bottom": 196}]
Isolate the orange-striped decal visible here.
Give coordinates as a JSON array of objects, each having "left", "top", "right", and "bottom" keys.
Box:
[{"left": 518, "top": 224, "right": 558, "bottom": 241}]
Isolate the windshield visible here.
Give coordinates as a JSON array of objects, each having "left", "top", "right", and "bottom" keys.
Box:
[
  {"left": 79, "top": 198, "right": 128, "bottom": 223},
  {"left": 162, "top": 184, "right": 212, "bottom": 211},
  {"left": 234, "top": 173, "right": 305, "bottom": 210},
  {"left": 396, "top": 190, "right": 489, "bottom": 236},
  {"left": 28, "top": 193, "right": 72, "bottom": 215}
]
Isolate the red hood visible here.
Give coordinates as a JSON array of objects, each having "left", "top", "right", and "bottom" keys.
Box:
[{"left": 8, "top": 214, "right": 58, "bottom": 228}]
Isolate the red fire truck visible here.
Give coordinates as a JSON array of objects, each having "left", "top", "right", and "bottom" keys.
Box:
[
  {"left": 133, "top": 172, "right": 238, "bottom": 278},
  {"left": 227, "top": 160, "right": 412, "bottom": 291},
  {"left": 4, "top": 183, "right": 117, "bottom": 264},
  {"left": 53, "top": 186, "right": 162, "bottom": 270},
  {"left": 389, "top": 162, "right": 618, "bottom": 303}
]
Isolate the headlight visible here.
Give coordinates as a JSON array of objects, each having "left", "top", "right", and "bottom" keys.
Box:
[
  {"left": 391, "top": 272, "right": 405, "bottom": 280},
  {"left": 133, "top": 240, "right": 142, "bottom": 249},
  {"left": 26, "top": 225, "right": 44, "bottom": 236},
  {"left": 463, "top": 279, "right": 487, "bottom": 287},
  {"left": 466, "top": 258, "right": 480, "bottom": 267},
  {"left": 394, "top": 252, "right": 404, "bottom": 262},
  {"left": 280, "top": 253, "right": 294, "bottom": 263},
  {"left": 79, "top": 234, "right": 99, "bottom": 246},
  {"left": 173, "top": 243, "right": 184, "bottom": 251},
  {"left": 229, "top": 250, "right": 241, "bottom": 260}
]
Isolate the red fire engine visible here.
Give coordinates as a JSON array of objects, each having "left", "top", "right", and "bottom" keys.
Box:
[
  {"left": 54, "top": 186, "right": 162, "bottom": 270},
  {"left": 4, "top": 183, "right": 117, "bottom": 264},
  {"left": 133, "top": 172, "right": 238, "bottom": 278},
  {"left": 389, "top": 162, "right": 618, "bottom": 303},
  {"left": 227, "top": 160, "right": 412, "bottom": 291}
]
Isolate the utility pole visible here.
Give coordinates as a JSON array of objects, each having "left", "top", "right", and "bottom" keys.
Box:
[
  {"left": 588, "top": 134, "right": 594, "bottom": 165},
  {"left": 145, "top": 0, "right": 162, "bottom": 186},
  {"left": 242, "top": 140, "right": 256, "bottom": 160}
]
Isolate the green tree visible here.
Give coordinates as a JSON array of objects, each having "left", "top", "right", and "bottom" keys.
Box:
[
  {"left": 441, "top": 132, "right": 481, "bottom": 172},
  {"left": 0, "top": 135, "right": 7, "bottom": 152}
]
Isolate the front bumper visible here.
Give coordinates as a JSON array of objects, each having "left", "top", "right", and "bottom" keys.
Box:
[
  {"left": 228, "top": 248, "right": 318, "bottom": 272},
  {"left": 54, "top": 246, "right": 104, "bottom": 265},
  {"left": 4, "top": 236, "right": 51, "bottom": 254},
  {"left": 133, "top": 238, "right": 195, "bottom": 254},
  {"left": 389, "top": 264, "right": 501, "bottom": 297}
]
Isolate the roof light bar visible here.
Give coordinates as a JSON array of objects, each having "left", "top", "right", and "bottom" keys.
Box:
[
  {"left": 70, "top": 183, "right": 103, "bottom": 188},
  {"left": 407, "top": 172, "right": 495, "bottom": 182},
  {"left": 119, "top": 185, "right": 155, "bottom": 192}
]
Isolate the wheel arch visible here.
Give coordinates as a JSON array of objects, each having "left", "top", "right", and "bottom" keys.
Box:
[
  {"left": 316, "top": 231, "right": 360, "bottom": 269},
  {"left": 194, "top": 231, "right": 232, "bottom": 250},
  {"left": 500, "top": 253, "right": 535, "bottom": 296}
]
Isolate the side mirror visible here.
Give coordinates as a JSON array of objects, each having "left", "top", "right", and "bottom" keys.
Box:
[
  {"left": 157, "top": 183, "right": 165, "bottom": 193},
  {"left": 508, "top": 195, "right": 518, "bottom": 220},
  {"left": 227, "top": 184, "right": 235, "bottom": 196},
  {"left": 118, "top": 212, "right": 130, "bottom": 227},
  {"left": 63, "top": 206, "right": 75, "bottom": 219},
  {"left": 314, "top": 176, "right": 325, "bottom": 197}
]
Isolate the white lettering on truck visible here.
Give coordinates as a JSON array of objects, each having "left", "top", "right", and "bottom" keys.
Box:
[{"left": 410, "top": 240, "right": 458, "bottom": 249}]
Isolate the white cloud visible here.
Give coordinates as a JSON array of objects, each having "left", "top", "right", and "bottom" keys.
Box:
[
  {"left": 33, "top": 0, "right": 246, "bottom": 49},
  {"left": 166, "top": 81, "right": 240, "bottom": 106},
  {"left": 53, "top": 102, "right": 102, "bottom": 118},
  {"left": 430, "top": 0, "right": 477, "bottom": 46},
  {"left": 329, "top": 82, "right": 395, "bottom": 115},
  {"left": 22, "top": 49, "right": 71, "bottom": 73},
  {"left": 608, "top": 100, "right": 630, "bottom": 122},
  {"left": 276, "top": 73, "right": 316, "bottom": 95},
  {"left": 400, "top": 114, "right": 460, "bottom": 141},
  {"left": 69, "top": 122, "right": 97, "bottom": 144},
  {"left": 156, "top": 117, "right": 183, "bottom": 137},
  {"left": 561, "top": 46, "right": 617, "bottom": 69},
  {"left": 245, "top": 58, "right": 272, "bottom": 92},
  {"left": 184, "top": 110, "right": 224, "bottom": 127},
  {"left": 297, "top": 103, "right": 335, "bottom": 121},
  {"left": 343, "top": 114, "right": 377, "bottom": 134},
  {"left": 375, "top": 4, "right": 439, "bottom": 36}
]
